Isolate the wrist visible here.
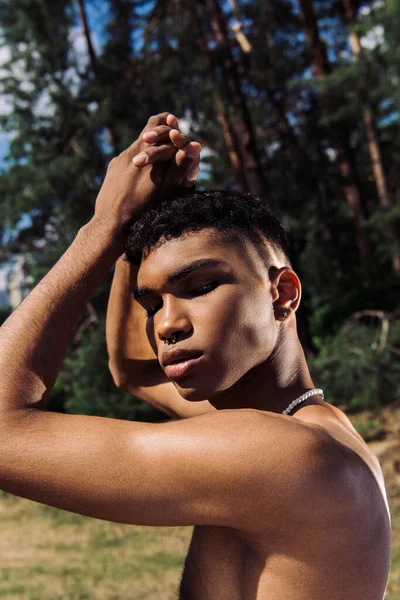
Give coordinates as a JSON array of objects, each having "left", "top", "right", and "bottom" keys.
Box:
[{"left": 80, "top": 216, "right": 128, "bottom": 259}]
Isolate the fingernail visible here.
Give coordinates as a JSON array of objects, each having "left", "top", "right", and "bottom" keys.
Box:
[
  {"left": 133, "top": 152, "right": 148, "bottom": 166},
  {"left": 143, "top": 131, "right": 157, "bottom": 142},
  {"left": 168, "top": 114, "right": 179, "bottom": 128},
  {"left": 186, "top": 145, "right": 200, "bottom": 158}
]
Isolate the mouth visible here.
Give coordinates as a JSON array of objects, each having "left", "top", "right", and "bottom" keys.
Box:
[{"left": 164, "top": 354, "right": 204, "bottom": 380}]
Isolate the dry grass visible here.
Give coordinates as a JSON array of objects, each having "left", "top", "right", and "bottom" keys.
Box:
[{"left": 0, "top": 495, "right": 192, "bottom": 599}]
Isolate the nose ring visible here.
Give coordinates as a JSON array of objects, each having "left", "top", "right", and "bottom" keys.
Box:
[{"left": 164, "top": 333, "right": 177, "bottom": 345}]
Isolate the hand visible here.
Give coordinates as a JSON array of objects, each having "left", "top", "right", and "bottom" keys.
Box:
[{"left": 94, "top": 112, "right": 202, "bottom": 232}]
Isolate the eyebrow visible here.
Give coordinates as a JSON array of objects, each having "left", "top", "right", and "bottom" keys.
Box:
[{"left": 134, "top": 258, "right": 226, "bottom": 301}]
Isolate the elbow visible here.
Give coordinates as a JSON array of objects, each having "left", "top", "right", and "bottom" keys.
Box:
[{"left": 108, "top": 360, "right": 131, "bottom": 391}]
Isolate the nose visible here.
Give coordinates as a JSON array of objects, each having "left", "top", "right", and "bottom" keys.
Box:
[{"left": 157, "top": 297, "right": 192, "bottom": 344}]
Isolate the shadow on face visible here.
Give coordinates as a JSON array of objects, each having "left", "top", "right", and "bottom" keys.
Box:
[{"left": 135, "top": 228, "right": 288, "bottom": 401}]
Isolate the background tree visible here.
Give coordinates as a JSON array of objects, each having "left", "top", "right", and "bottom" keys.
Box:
[{"left": 0, "top": 0, "right": 399, "bottom": 420}]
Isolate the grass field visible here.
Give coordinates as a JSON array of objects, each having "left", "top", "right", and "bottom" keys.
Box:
[
  {"left": 0, "top": 493, "right": 192, "bottom": 599},
  {"left": 0, "top": 427, "right": 398, "bottom": 599}
]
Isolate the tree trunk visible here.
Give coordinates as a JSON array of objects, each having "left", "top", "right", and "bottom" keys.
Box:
[
  {"left": 342, "top": 0, "right": 391, "bottom": 209},
  {"left": 297, "top": 0, "right": 371, "bottom": 259},
  {"left": 342, "top": 0, "right": 399, "bottom": 271},
  {"left": 215, "top": 96, "right": 249, "bottom": 190},
  {"left": 227, "top": 0, "right": 252, "bottom": 54},
  {"left": 198, "top": 0, "right": 267, "bottom": 196},
  {"left": 228, "top": 1, "right": 306, "bottom": 164},
  {"left": 191, "top": 11, "right": 248, "bottom": 190},
  {"left": 361, "top": 107, "right": 391, "bottom": 208},
  {"left": 76, "top": 0, "right": 97, "bottom": 72}
]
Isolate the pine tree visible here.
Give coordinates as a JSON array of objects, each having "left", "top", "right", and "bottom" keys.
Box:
[
  {"left": 296, "top": 0, "right": 371, "bottom": 260},
  {"left": 1, "top": 0, "right": 399, "bottom": 413}
]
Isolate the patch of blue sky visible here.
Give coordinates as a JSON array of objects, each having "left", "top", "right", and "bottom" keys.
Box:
[
  {"left": 1, "top": 212, "right": 35, "bottom": 247},
  {"left": 84, "top": 0, "right": 111, "bottom": 49},
  {"left": 0, "top": 133, "right": 10, "bottom": 166},
  {"left": 379, "top": 111, "right": 399, "bottom": 128},
  {"left": 97, "top": 127, "right": 113, "bottom": 157},
  {"left": 135, "top": 1, "right": 155, "bottom": 18}
]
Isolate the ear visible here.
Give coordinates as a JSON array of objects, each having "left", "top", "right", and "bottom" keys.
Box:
[{"left": 269, "top": 267, "right": 301, "bottom": 322}]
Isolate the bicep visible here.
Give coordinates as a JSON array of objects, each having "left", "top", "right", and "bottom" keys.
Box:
[
  {"left": 0, "top": 409, "right": 323, "bottom": 530},
  {"left": 132, "top": 410, "right": 325, "bottom": 530}
]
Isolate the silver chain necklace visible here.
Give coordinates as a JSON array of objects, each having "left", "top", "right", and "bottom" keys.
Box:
[{"left": 282, "top": 388, "right": 324, "bottom": 415}]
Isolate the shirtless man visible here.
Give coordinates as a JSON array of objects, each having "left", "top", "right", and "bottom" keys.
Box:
[{"left": 0, "top": 113, "right": 391, "bottom": 599}]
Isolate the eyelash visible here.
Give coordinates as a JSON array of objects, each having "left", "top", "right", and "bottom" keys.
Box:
[{"left": 145, "top": 282, "right": 219, "bottom": 318}]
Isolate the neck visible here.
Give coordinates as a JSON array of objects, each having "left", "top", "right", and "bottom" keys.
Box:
[{"left": 209, "top": 324, "right": 322, "bottom": 415}]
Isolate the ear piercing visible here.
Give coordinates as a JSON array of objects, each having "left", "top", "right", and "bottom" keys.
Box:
[{"left": 274, "top": 306, "right": 293, "bottom": 319}]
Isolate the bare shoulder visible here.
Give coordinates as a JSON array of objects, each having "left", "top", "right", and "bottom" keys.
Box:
[
  {"left": 293, "top": 404, "right": 392, "bottom": 524},
  {"left": 292, "top": 402, "right": 383, "bottom": 475}
]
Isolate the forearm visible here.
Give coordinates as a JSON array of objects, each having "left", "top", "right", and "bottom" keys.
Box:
[
  {"left": 106, "top": 259, "right": 198, "bottom": 419},
  {"left": 0, "top": 218, "right": 123, "bottom": 412},
  {"left": 106, "top": 257, "right": 160, "bottom": 386}
]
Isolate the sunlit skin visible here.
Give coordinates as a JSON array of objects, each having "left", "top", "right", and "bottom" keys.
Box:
[
  {"left": 0, "top": 112, "right": 391, "bottom": 599},
  {"left": 135, "top": 228, "right": 325, "bottom": 415}
]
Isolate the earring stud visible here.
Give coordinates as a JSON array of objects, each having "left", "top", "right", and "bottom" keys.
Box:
[{"left": 274, "top": 306, "right": 292, "bottom": 319}]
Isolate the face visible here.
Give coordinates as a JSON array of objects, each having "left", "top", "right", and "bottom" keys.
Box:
[{"left": 135, "top": 229, "right": 280, "bottom": 401}]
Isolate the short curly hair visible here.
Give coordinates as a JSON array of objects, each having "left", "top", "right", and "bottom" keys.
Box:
[{"left": 124, "top": 190, "right": 290, "bottom": 266}]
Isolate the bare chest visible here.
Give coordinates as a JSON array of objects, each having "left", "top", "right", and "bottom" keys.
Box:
[
  {"left": 178, "top": 483, "right": 391, "bottom": 600},
  {"left": 179, "top": 525, "right": 249, "bottom": 600}
]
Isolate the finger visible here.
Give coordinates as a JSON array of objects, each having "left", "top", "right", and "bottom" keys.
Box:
[
  {"left": 132, "top": 143, "right": 177, "bottom": 167},
  {"left": 142, "top": 125, "right": 173, "bottom": 144},
  {"left": 146, "top": 112, "right": 171, "bottom": 129},
  {"left": 169, "top": 129, "right": 193, "bottom": 150},
  {"left": 163, "top": 142, "right": 201, "bottom": 187},
  {"left": 136, "top": 113, "right": 171, "bottom": 146},
  {"left": 166, "top": 114, "right": 179, "bottom": 129},
  {"left": 181, "top": 161, "right": 201, "bottom": 188},
  {"left": 127, "top": 113, "right": 172, "bottom": 156},
  {"left": 175, "top": 142, "right": 201, "bottom": 166}
]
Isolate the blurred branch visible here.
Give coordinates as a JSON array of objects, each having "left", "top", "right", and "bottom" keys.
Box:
[
  {"left": 70, "top": 138, "right": 86, "bottom": 157},
  {"left": 76, "top": 0, "right": 98, "bottom": 72},
  {"left": 72, "top": 302, "right": 99, "bottom": 346},
  {"left": 344, "top": 310, "right": 399, "bottom": 353},
  {"left": 227, "top": 0, "right": 252, "bottom": 54}
]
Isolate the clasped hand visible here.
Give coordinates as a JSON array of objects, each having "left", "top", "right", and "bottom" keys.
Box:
[{"left": 94, "top": 112, "right": 202, "bottom": 232}]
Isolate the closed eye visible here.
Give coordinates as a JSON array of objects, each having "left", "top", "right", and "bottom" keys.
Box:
[{"left": 145, "top": 282, "right": 219, "bottom": 318}]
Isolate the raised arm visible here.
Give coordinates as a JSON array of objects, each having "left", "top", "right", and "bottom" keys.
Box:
[
  {"left": 106, "top": 118, "right": 215, "bottom": 420},
  {"left": 106, "top": 257, "right": 215, "bottom": 419},
  {"left": 0, "top": 111, "right": 325, "bottom": 530},
  {"left": 106, "top": 257, "right": 158, "bottom": 389}
]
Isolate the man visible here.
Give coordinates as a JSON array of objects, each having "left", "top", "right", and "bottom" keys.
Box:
[{"left": 0, "top": 113, "right": 391, "bottom": 599}]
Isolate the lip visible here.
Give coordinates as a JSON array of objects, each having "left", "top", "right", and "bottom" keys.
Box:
[
  {"left": 161, "top": 348, "right": 203, "bottom": 367},
  {"left": 161, "top": 349, "right": 204, "bottom": 380}
]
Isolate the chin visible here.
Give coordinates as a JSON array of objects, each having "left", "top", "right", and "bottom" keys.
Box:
[
  {"left": 173, "top": 375, "right": 235, "bottom": 402},
  {"left": 175, "top": 384, "right": 211, "bottom": 402}
]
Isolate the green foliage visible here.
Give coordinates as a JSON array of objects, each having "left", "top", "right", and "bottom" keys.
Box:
[
  {"left": 55, "top": 317, "right": 165, "bottom": 422},
  {"left": 309, "top": 321, "right": 400, "bottom": 412},
  {"left": 0, "top": 0, "right": 399, "bottom": 418},
  {"left": 350, "top": 416, "right": 383, "bottom": 443}
]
